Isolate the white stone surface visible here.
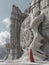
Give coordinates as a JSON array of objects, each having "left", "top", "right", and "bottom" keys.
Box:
[
  {"left": 0, "top": 60, "right": 49, "bottom": 65},
  {"left": 7, "top": 0, "right": 49, "bottom": 64}
]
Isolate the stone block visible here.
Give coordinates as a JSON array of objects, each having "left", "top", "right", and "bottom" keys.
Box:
[
  {"left": 31, "top": 0, "right": 40, "bottom": 6},
  {"left": 47, "top": 0, "right": 49, "bottom": 6},
  {"left": 31, "top": 0, "right": 41, "bottom": 9},
  {"left": 33, "top": 3, "right": 40, "bottom": 17},
  {"left": 33, "top": 4, "right": 39, "bottom": 13},
  {"left": 31, "top": 0, "right": 35, "bottom": 6},
  {"left": 41, "top": 7, "right": 49, "bottom": 19},
  {"left": 31, "top": 5, "right": 35, "bottom": 9},
  {"left": 36, "top": 0, "right": 41, "bottom": 3},
  {"left": 40, "top": 0, "right": 45, "bottom": 9},
  {"left": 47, "top": 7, "right": 49, "bottom": 19},
  {"left": 40, "top": 0, "right": 49, "bottom": 9}
]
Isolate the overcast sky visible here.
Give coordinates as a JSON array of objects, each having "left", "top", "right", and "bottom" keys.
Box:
[{"left": 0, "top": 0, "right": 32, "bottom": 45}]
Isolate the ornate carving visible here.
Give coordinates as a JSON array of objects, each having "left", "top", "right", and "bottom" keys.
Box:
[
  {"left": 20, "top": 28, "right": 33, "bottom": 49},
  {"left": 8, "top": 0, "right": 49, "bottom": 61},
  {"left": 20, "top": 16, "right": 34, "bottom": 49}
]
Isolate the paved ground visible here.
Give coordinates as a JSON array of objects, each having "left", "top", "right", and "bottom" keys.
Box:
[{"left": 0, "top": 60, "right": 49, "bottom": 65}]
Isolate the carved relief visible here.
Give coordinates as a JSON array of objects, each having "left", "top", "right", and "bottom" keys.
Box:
[
  {"left": 20, "top": 16, "right": 34, "bottom": 49},
  {"left": 9, "top": 0, "right": 49, "bottom": 61}
]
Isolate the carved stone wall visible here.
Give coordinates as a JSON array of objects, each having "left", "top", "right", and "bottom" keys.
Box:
[
  {"left": 30, "top": 0, "right": 49, "bottom": 60},
  {"left": 20, "top": 16, "right": 34, "bottom": 49},
  {"left": 10, "top": 0, "right": 49, "bottom": 61},
  {"left": 20, "top": 0, "right": 49, "bottom": 61}
]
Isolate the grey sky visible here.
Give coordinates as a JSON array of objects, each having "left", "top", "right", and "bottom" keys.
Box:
[
  {"left": 0, "top": 0, "right": 32, "bottom": 32},
  {"left": 0, "top": 0, "right": 32, "bottom": 21}
]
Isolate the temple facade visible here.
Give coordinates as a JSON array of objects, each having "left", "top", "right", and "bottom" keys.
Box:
[{"left": 10, "top": 0, "right": 49, "bottom": 61}]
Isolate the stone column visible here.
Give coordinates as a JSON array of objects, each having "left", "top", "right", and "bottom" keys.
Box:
[{"left": 10, "top": 5, "right": 24, "bottom": 59}]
